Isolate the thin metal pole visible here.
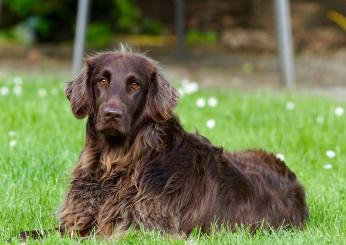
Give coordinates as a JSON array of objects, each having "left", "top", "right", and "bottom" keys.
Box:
[
  {"left": 0, "top": 0, "right": 2, "bottom": 22},
  {"left": 72, "top": 0, "right": 90, "bottom": 75},
  {"left": 174, "top": 0, "right": 185, "bottom": 59},
  {"left": 273, "top": 0, "right": 295, "bottom": 88}
]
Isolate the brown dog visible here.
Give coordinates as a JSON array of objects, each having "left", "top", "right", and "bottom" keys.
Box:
[{"left": 57, "top": 47, "right": 308, "bottom": 238}]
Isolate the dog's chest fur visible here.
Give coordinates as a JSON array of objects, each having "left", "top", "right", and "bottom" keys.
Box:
[{"left": 60, "top": 155, "right": 187, "bottom": 236}]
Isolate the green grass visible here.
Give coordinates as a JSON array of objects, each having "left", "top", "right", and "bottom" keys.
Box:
[{"left": 0, "top": 76, "right": 345, "bottom": 244}]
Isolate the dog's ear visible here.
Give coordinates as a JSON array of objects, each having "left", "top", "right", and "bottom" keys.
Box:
[
  {"left": 146, "top": 70, "right": 179, "bottom": 123},
  {"left": 65, "top": 64, "right": 93, "bottom": 119}
]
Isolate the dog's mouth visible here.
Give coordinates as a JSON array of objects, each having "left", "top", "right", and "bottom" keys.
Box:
[
  {"left": 96, "top": 118, "right": 130, "bottom": 137},
  {"left": 100, "top": 127, "right": 123, "bottom": 137}
]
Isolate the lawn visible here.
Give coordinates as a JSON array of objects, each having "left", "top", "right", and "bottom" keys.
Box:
[{"left": 0, "top": 76, "right": 345, "bottom": 244}]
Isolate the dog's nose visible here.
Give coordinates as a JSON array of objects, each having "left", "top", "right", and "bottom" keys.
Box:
[{"left": 103, "top": 106, "right": 123, "bottom": 120}]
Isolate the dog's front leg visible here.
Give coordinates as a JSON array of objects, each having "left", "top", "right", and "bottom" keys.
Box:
[{"left": 59, "top": 179, "right": 100, "bottom": 237}]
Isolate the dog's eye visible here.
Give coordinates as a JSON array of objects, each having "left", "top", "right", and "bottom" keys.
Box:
[
  {"left": 130, "top": 81, "right": 140, "bottom": 91},
  {"left": 99, "top": 78, "right": 109, "bottom": 86}
]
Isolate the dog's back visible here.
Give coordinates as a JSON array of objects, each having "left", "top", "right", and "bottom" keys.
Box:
[
  {"left": 97, "top": 119, "right": 309, "bottom": 235},
  {"left": 222, "top": 150, "right": 308, "bottom": 230}
]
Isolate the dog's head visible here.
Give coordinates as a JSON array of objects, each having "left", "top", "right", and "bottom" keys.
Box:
[{"left": 65, "top": 48, "right": 179, "bottom": 138}]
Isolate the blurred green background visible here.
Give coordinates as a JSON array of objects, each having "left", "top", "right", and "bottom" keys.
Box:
[{"left": 0, "top": 0, "right": 345, "bottom": 49}]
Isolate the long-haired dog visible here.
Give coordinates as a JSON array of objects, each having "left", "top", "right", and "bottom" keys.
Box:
[{"left": 21, "top": 47, "right": 308, "bottom": 240}]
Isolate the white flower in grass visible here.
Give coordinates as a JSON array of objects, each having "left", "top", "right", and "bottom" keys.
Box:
[
  {"left": 37, "top": 88, "right": 47, "bottom": 97},
  {"left": 13, "top": 76, "right": 23, "bottom": 85},
  {"left": 196, "top": 97, "right": 206, "bottom": 108},
  {"left": 207, "top": 97, "right": 218, "bottom": 107},
  {"left": 180, "top": 79, "right": 199, "bottom": 95},
  {"left": 1, "top": 86, "right": 10, "bottom": 96},
  {"left": 326, "top": 150, "right": 336, "bottom": 159},
  {"left": 276, "top": 153, "right": 285, "bottom": 161},
  {"left": 8, "top": 131, "right": 17, "bottom": 137},
  {"left": 184, "top": 82, "right": 199, "bottom": 94},
  {"left": 316, "top": 115, "right": 324, "bottom": 124},
  {"left": 206, "top": 119, "right": 216, "bottom": 129},
  {"left": 177, "top": 88, "right": 185, "bottom": 97},
  {"left": 9, "top": 140, "right": 17, "bottom": 148},
  {"left": 323, "top": 163, "right": 332, "bottom": 170},
  {"left": 334, "top": 107, "right": 344, "bottom": 117},
  {"left": 13, "top": 85, "right": 22, "bottom": 96},
  {"left": 286, "top": 101, "right": 295, "bottom": 110}
]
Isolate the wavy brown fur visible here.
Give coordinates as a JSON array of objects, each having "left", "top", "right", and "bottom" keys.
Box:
[{"left": 59, "top": 47, "right": 308, "bottom": 238}]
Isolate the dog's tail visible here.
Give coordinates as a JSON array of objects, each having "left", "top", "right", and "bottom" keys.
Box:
[{"left": 16, "top": 227, "right": 64, "bottom": 242}]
